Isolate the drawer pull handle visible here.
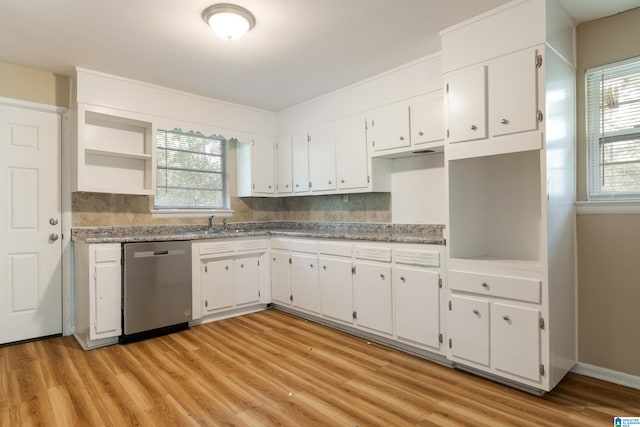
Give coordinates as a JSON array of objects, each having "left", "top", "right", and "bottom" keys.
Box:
[
  {"left": 473, "top": 309, "right": 480, "bottom": 315},
  {"left": 503, "top": 315, "right": 511, "bottom": 322},
  {"left": 481, "top": 282, "right": 489, "bottom": 289}
]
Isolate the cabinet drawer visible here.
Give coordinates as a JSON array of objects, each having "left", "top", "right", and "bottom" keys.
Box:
[
  {"left": 318, "top": 242, "right": 352, "bottom": 257},
  {"left": 198, "top": 240, "right": 236, "bottom": 256},
  {"left": 393, "top": 248, "right": 440, "bottom": 267},
  {"left": 95, "top": 246, "right": 120, "bottom": 263},
  {"left": 448, "top": 270, "right": 540, "bottom": 303},
  {"left": 353, "top": 246, "right": 391, "bottom": 262},
  {"left": 271, "top": 237, "right": 290, "bottom": 250},
  {"left": 237, "top": 239, "right": 268, "bottom": 252},
  {"left": 290, "top": 239, "right": 318, "bottom": 254}
]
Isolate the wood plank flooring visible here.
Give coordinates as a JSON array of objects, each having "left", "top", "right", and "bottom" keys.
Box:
[{"left": 1, "top": 309, "right": 639, "bottom": 426}]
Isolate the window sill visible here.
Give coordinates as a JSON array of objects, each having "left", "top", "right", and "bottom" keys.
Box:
[
  {"left": 151, "top": 209, "right": 234, "bottom": 218},
  {"left": 576, "top": 201, "right": 640, "bottom": 215}
]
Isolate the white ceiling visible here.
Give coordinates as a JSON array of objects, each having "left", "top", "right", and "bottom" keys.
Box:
[{"left": 0, "top": 0, "right": 638, "bottom": 111}]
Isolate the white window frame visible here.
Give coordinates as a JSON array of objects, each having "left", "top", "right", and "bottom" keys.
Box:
[
  {"left": 586, "top": 56, "right": 640, "bottom": 201},
  {"left": 152, "top": 128, "right": 232, "bottom": 216}
]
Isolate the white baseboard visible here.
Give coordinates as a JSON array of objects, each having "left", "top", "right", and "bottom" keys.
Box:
[{"left": 572, "top": 363, "right": 640, "bottom": 390}]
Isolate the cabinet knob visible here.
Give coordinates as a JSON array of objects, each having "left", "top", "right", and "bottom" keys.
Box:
[
  {"left": 399, "top": 136, "right": 405, "bottom": 141},
  {"left": 296, "top": 183, "right": 300, "bottom": 187},
  {"left": 470, "top": 125, "right": 478, "bottom": 131},
  {"left": 49, "top": 217, "right": 59, "bottom": 226},
  {"left": 49, "top": 233, "right": 59, "bottom": 241},
  {"left": 481, "top": 282, "right": 489, "bottom": 289},
  {"left": 240, "top": 264, "right": 244, "bottom": 268},
  {"left": 503, "top": 315, "right": 511, "bottom": 322},
  {"left": 268, "top": 185, "right": 272, "bottom": 189},
  {"left": 380, "top": 273, "right": 385, "bottom": 280},
  {"left": 418, "top": 131, "right": 424, "bottom": 136},
  {"left": 286, "top": 184, "right": 289, "bottom": 188},
  {"left": 322, "top": 265, "right": 327, "bottom": 270},
  {"left": 500, "top": 118, "right": 509, "bottom": 125},
  {"left": 473, "top": 309, "right": 480, "bottom": 315},
  {"left": 341, "top": 179, "right": 345, "bottom": 183},
  {"left": 310, "top": 264, "right": 314, "bottom": 268},
  {"left": 400, "top": 276, "right": 406, "bottom": 283},
  {"left": 225, "top": 266, "right": 229, "bottom": 270},
  {"left": 328, "top": 181, "right": 332, "bottom": 185},
  {"left": 273, "top": 257, "right": 276, "bottom": 261}
]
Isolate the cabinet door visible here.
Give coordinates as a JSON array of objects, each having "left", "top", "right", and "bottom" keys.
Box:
[
  {"left": 319, "top": 256, "right": 354, "bottom": 324},
  {"left": 492, "top": 302, "right": 541, "bottom": 381},
  {"left": 203, "top": 259, "right": 234, "bottom": 313},
  {"left": 449, "top": 294, "right": 490, "bottom": 366},
  {"left": 290, "top": 253, "right": 320, "bottom": 313},
  {"left": 235, "top": 257, "right": 260, "bottom": 306},
  {"left": 353, "top": 261, "right": 392, "bottom": 335},
  {"left": 370, "top": 103, "right": 410, "bottom": 152},
  {"left": 292, "top": 131, "right": 310, "bottom": 193},
  {"left": 252, "top": 136, "right": 275, "bottom": 194},
  {"left": 335, "top": 115, "right": 369, "bottom": 190},
  {"left": 276, "top": 135, "right": 293, "bottom": 194},
  {"left": 93, "top": 263, "right": 122, "bottom": 339},
  {"left": 411, "top": 94, "right": 445, "bottom": 145},
  {"left": 489, "top": 48, "right": 539, "bottom": 137},
  {"left": 445, "top": 64, "right": 487, "bottom": 143},
  {"left": 271, "top": 251, "right": 291, "bottom": 305},
  {"left": 394, "top": 267, "right": 440, "bottom": 350},
  {"left": 308, "top": 125, "right": 336, "bottom": 192}
]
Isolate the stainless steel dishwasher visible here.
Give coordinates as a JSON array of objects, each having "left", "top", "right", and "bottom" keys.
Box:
[{"left": 121, "top": 240, "right": 192, "bottom": 342}]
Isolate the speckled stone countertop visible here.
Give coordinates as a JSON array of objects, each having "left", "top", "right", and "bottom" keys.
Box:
[{"left": 72, "top": 221, "right": 445, "bottom": 245}]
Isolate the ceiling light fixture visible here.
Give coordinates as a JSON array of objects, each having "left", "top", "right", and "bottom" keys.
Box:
[{"left": 202, "top": 3, "right": 256, "bottom": 41}]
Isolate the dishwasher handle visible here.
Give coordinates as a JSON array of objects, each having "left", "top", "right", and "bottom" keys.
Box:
[{"left": 133, "top": 249, "right": 187, "bottom": 258}]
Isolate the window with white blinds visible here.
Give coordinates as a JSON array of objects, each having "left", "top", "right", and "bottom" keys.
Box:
[
  {"left": 155, "top": 128, "right": 229, "bottom": 210},
  {"left": 587, "top": 56, "right": 640, "bottom": 199}
]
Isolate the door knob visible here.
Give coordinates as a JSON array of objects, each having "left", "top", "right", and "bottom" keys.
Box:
[
  {"left": 49, "top": 218, "right": 58, "bottom": 226},
  {"left": 49, "top": 233, "right": 59, "bottom": 241}
]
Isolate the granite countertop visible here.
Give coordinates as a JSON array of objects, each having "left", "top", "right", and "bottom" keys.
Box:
[{"left": 72, "top": 221, "right": 445, "bottom": 245}]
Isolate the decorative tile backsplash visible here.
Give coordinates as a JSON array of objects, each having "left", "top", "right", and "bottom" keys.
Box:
[{"left": 72, "top": 192, "right": 392, "bottom": 227}]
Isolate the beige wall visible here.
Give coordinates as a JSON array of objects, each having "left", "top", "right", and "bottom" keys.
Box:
[
  {"left": 0, "top": 62, "right": 70, "bottom": 107},
  {"left": 576, "top": 8, "right": 640, "bottom": 377}
]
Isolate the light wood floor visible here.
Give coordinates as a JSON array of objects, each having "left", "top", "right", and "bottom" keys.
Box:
[{"left": 1, "top": 309, "right": 639, "bottom": 426}]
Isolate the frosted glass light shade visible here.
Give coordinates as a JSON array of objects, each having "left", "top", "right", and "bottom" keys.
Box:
[{"left": 202, "top": 4, "right": 256, "bottom": 41}]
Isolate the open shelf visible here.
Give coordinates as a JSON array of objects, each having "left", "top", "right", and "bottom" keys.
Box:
[
  {"left": 448, "top": 149, "right": 542, "bottom": 262},
  {"left": 75, "top": 104, "right": 155, "bottom": 195}
]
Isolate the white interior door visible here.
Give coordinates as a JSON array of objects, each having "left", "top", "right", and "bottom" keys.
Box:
[{"left": 0, "top": 104, "right": 62, "bottom": 344}]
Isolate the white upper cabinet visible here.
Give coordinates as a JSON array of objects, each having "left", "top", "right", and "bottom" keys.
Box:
[
  {"left": 335, "top": 115, "right": 369, "bottom": 190},
  {"left": 489, "top": 48, "right": 540, "bottom": 137},
  {"left": 308, "top": 124, "right": 336, "bottom": 192},
  {"left": 369, "top": 102, "right": 411, "bottom": 152},
  {"left": 445, "top": 65, "right": 488, "bottom": 143},
  {"left": 292, "top": 131, "right": 310, "bottom": 193},
  {"left": 251, "top": 136, "right": 275, "bottom": 195},
  {"left": 410, "top": 94, "right": 445, "bottom": 146},
  {"left": 276, "top": 134, "right": 293, "bottom": 194}
]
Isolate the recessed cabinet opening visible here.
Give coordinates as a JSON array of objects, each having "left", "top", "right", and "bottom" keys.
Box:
[{"left": 449, "top": 150, "right": 542, "bottom": 261}]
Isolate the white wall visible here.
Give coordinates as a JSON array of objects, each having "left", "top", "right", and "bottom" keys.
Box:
[{"left": 391, "top": 153, "right": 446, "bottom": 224}]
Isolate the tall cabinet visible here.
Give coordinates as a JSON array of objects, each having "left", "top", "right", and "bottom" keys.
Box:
[{"left": 442, "top": 0, "right": 576, "bottom": 393}]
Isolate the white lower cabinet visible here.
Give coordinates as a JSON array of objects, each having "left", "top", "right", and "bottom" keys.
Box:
[
  {"left": 73, "top": 242, "right": 122, "bottom": 350},
  {"left": 235, "top": 256, "right": 261, "bottom": 306},
  {"left": 318, "top": 256, "right": 354, "bottom": 325},
  {"left": 492, "top": 302, "right": 541, "bottom": 382},
  {"left": 353, "top": 261, "right": 393, "bottom": 336},
  {"left": 290, "top": 252, "right": 320, "bottom": 313},
  {"left": 203, "top": 259, "right": 234, "bottom": 313},
  {"left": 394, "top": 266, "right": 441, "bottom": 350},
  {"left": 270, "top": 250, "right": 291, "bottom": 305},
  {"left": 192, "top": 238, "right": 268, "bottom": 320},
  {"left": 448, "top": 294, "right": 490, "bottom": 366}
]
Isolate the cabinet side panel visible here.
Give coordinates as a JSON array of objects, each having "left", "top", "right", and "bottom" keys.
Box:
[{"left": 545, "top": 46, "right": 577, "bottom": 388}]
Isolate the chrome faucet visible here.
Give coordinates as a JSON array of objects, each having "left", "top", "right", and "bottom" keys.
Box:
[
  {"left": 222, "top": 218, "right": 228, "bottom": 231},
  {"left": 207, "top": 215, "right": 214, "bottom": 231}
]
